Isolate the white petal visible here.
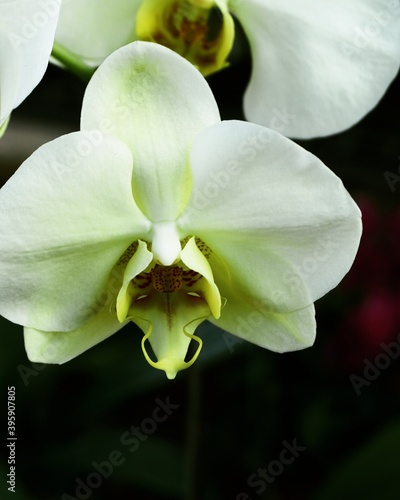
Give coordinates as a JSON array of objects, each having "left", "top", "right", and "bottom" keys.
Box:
[
  {"left": 210, "top": 281, "right": 316, "bottom": 353},
  {"left": 55, "top": 0, "right": 142, "bottom": 66},
  {"left": 0, "top": 0, "right": 61, "bottom": 124},
  {"left": 81, "top": 41, "right": 220, "bottom": 222},
  {"left": 179, "top": 120, "right": 362, "bottom": 305},
  {"left": 24, "top": 306, "right": 127, "bottom": 364},
  {"left": 205, "top": 238, "right": 314, "bottom": 313},
  {"left": 233, "top": 0, "right": 400, "bottom": 138},
  {"left": 0, "top": 132, "right": 150, "bottom": 331}
]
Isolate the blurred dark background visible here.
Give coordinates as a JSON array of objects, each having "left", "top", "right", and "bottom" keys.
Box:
[{"left": 1, "top": 23, "right": 400, "bottom": 500}]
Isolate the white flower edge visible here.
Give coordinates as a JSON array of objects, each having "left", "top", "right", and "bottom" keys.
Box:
[
  {"left": 0, "top": 0, "right": 61, "bottom": 126},
  {"left": 233, "top": 0, "right": 400, "bottom": 137},
  {"left": 54, "top": 0, "right": 142, "bottom": 66}
]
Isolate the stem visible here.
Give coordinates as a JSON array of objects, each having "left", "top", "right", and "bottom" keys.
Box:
[
  {"left": 51, "top": 43, "right": 96, "bottom": 82},
  {"left": 184, "top": 364, "right": 201, "bottom": 500}
]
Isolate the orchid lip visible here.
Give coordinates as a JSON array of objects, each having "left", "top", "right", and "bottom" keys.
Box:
[{"left": 115, "top": 235, "right": 221, "bottom": 378}]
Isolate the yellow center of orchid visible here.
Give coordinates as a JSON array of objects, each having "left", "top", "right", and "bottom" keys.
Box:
[
  {"left": 115, "top": 236, "right": 221, "bottom": 379},
  {"left": 136, "top": 0, "right": 235, "bottom": 76}
]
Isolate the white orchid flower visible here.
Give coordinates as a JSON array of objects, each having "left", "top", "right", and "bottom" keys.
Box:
[
  {"left": 0, "top": 0, "right": 61, "bottom": 129},
  {"left": 0, "top": 42, "right": 362, "bottom": 379},
  {"left": 54, "top": 0, "right": 400, "bottom": 138}
]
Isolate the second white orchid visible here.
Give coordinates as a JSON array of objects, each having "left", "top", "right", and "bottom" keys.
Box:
[
  {"left": 1, "top": 1, "right": 399, "bottom": 139},
  {"left": 54, "top": 0, "right": 400, "bottom": 138},
  {"left": 0, "top": 42, "right": 362, "bottom": 378}
]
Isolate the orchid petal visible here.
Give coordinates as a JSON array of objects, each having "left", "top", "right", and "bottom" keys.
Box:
[
  {"left": 55, "top": 0, "right": 142, "bottom": 67},
  {"left": 24, "top": 305, "right": 127, "bottom": 364},
  {"left": 179, "top": 120, "right": 362, "bottom": 307},
  {"left": 233, "top": 0, "right": 400, "bottom": 137},
  {"left": 0, "top": 132, "right": 150, "bottom": 331},
  {"left": 0, "top": 0, "right": 61, "bottom": 125},
  {"left": 209, "top": 275, "right": 316, "bottom": 352},
  {"left": 81, "top": 41, "right": 220, "bottom": 222},
  {"left": 205, "top": 238, "right": 314, "bottom": 314}
]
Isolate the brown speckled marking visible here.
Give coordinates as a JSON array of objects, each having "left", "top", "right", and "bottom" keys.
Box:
[
  {"left": 118, "top": 241, "right": 139, "bottom": 266},
  {"left": 151, "top": 265, "right": 183, "bottom": 293}
]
